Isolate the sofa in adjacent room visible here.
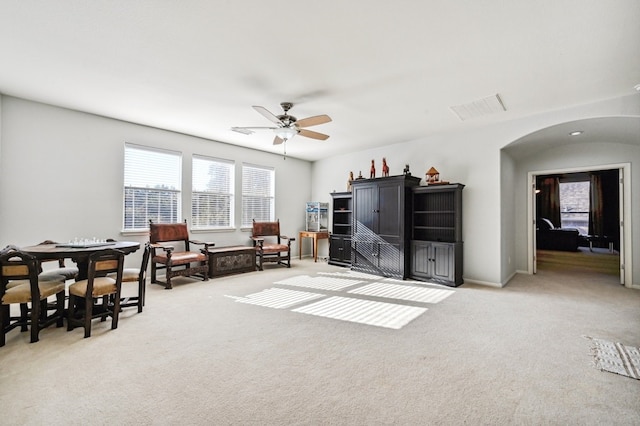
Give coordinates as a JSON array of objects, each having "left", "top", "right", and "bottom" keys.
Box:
[{"left": 536, "top": 218, "right": 580, "bottom": 252}]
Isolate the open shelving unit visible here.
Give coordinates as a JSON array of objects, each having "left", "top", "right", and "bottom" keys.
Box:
[
  {"left": 411, "top": 183, "right": 464, "bottom": 286},
  {"left": 328, "top": 192, "right": 352, "bottom": 266}
]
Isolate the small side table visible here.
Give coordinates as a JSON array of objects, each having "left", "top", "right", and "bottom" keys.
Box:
[
  {"left": 298, "top": 231, "right": 329, "bottom": 262},
  {"left": 585, "top": 235, "right": 614, "bottom": 253}
]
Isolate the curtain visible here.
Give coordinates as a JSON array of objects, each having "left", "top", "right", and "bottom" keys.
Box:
[
  {"left": 537, "top": 176, "right": 560, "bottom": 227},
  {"left": 589, "top": 174, "right": 604, "bottom": 236}
]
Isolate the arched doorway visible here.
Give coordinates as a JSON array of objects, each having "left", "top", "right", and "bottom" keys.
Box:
[{"left": 502, "top": 117, "right": 637, "bottom": 288}]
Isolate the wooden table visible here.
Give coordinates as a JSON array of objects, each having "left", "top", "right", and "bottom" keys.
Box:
[
  {"left": 298, "top": 231, "right": 329, "bottom": 262},
  {"left": 21, "top": 241, "right": 140, "bottom": 280},
  {"left": 584, "top": 235, "right": 614, "bottom": 253}
]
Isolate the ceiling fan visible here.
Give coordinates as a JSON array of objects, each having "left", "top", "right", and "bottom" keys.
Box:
[{"left": 231, "top": 102, "right": 331, "bottom": 145}]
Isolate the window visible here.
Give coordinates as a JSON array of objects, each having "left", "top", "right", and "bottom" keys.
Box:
[
  {"left": 123, "top": 144, "right": 181, "bottom": 230},
  {"left": 242, "top": 164, "right": 275, "bottom": 227},
  {"left": 559, "top": 181, "right": 590, "bottom": 235},
  {"left": 192, "top": 156, "right": 234, "bottom": 229}
]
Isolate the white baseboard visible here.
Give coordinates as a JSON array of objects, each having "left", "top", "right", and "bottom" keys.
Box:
[{"left": 462, "top": 278, "right": 503, "bottom": 288}]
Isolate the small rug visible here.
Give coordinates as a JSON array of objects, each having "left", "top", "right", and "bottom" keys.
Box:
[{"left": 587, "top": 337, "right": 640, "bottom": 380}]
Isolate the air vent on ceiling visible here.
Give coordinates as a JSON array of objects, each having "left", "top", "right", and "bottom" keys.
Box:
[{"left": 450, "top": 93, "right": 506, "bottom": 121}]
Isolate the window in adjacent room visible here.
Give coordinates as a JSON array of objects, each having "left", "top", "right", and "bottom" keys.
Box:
[
  {"left": 123, "top": 144, "right": 181, "bottom": 231},
  {"left": 241, "top": 163, "right": 275, "bottom": 227},
  {"left": 192, "top": 155, "right": 234, "bottom": 229},
  {"left": 559, "top": 180, "right": 590, "bottom": 235}
]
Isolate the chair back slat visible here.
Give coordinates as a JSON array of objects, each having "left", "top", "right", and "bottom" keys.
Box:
[
  {"left": 0, "top": 250, "right": 39, "bottom": 281},
  {"left": 87, "top": 249, "right": 124, "bottom": 277},
  {"left": 2, "top": 264, "right": 30, "bottom": 277},
  {"left": 95, "top": 259, "right": 120, "bottom": 272}
]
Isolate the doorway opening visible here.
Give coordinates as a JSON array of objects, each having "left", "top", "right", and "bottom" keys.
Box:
[{"left": 527, "top": 163, "right": 630, "bottom": 286}]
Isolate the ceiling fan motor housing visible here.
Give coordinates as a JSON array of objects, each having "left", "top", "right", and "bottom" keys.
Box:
[{"left": 277, "top": 114, "right": 296, "bottom": 126}]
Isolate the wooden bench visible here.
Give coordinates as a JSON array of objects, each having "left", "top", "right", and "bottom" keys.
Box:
[{"left": 208, "top": 246, "right": 256, "bottom": 278}]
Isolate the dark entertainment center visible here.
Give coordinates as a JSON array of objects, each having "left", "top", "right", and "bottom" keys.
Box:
[{"left": 328, "top": 175, "right": 464, "bottom": 287}]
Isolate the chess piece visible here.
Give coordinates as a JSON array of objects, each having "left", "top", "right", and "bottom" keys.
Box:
[{"left": 370, "top": 159, "right": 376, "bottom": 178}]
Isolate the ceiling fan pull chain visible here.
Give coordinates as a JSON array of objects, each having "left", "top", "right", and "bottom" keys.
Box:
[{"left": 283, "top": 140, "right": 287, "bottom": 160}]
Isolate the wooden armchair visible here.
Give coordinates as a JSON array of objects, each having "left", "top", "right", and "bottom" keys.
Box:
[
  {"left": 250, "top": 219, "right": 295, "bottom": 270},
  {"left": 149, "top": 220, "right": 213, "bottom": 289}
]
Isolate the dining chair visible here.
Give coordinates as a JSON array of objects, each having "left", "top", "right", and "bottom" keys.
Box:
[
  {"left": 0, "top": 248, "right": 66, "bottom": 347},
  {"left": 108, "top": 242, "right": 151, "bottom": 313},
  {"left": 36, "top": 240, "right": 79, "bottom": 281},
  {"left": 67, "top": 248, "right": 124, "bottom": 338}
]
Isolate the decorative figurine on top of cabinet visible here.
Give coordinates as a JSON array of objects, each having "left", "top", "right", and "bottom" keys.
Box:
[
  {"left": 426, "top": 167, "right": 440, "bottom": 183},
  {"left": 370, "top": 159, "right": 376, "bottom": 178},
  {"left": 382, "top": 158, "right": 389, "bottom": 177},
  {"left": 347, "top": 171, "right": 354, "bottom": 192},
  {"left": 403, "top": 164, "right": 411, "bottom": 176},
  {"left": 425, "top": 166, "right": 449, "bottom": 185},
  {"left": 356, "top": 170, "right": 364, "bottom": 180}
]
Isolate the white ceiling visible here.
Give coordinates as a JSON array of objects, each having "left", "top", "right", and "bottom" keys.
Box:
[{"left": 1, "top": 1, "right": 639, "bottom": 161}]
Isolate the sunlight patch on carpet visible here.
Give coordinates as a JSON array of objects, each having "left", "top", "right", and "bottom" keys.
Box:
[
  {"left": 318, "top": 270, "right": 385, "bottom": 280},
  {"left": 348, "top": 282, "right": 455, "bottom": 304},
  {"left": 291, "top": 296, "right": 427, "bottom": 329},
  {"left": 587, "top": 336, "right": 640, "bottom": 380},
  {"left": 274, "top": 275, "right": 363, "bottom": 291},
  {"left": 227, "top": 288, "right": 325, "bottom": 309}
]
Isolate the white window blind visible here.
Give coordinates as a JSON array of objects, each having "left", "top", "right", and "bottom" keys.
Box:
[
  {"left": 123, "top": 144, "right": 181, "bottom": 230},
  {"left": 242, "top": 164, "right": 275, "bottom": 227},
  {"left": 192, "top": 155, "right": 235, "bottom": 229}
]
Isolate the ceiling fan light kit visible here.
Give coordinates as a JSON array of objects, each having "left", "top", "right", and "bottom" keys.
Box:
[{"left": 274, "top": 126, "right": 298, "bottom": 141}]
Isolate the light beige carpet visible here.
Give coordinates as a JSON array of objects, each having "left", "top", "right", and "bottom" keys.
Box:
[{"left": 1, "top": 259, "right": 639, "bottom": 425}]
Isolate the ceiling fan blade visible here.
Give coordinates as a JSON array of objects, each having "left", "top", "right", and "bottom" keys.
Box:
[
  {"left": 253, "top": 105, "right": 282, "bottom": 125},
  {"left": 295, "top": 114, "right": 332, "bottom": 128},
  {"left": 273, "top": 136, "right": 284, "bottom": 145},
  {"left": 231, "top": 126, "right": 277, "bottom": 135},
  {"left": 298, "top": 129, "right": 330, "bottom": 140}
]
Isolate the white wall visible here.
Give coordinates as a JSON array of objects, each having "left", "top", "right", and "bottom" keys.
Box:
[
  {"left": 0, "top": 96, "right": 312, "bottom": 266},
  {"left": 312, "top": 126, "right": 508, "bottom": 285},
  {"left": 312, "top": 95, "right": 640, "bottom": 286},
  {"left": 3, "top": 94, "right": 638, "bottom": 286},
  {"left": 500, "top": 150, "right": 517, "bottom": 282}
]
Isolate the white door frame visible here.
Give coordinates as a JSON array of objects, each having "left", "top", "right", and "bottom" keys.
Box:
[{"left": 526, "top": 162, "right": 632, "bottom": 287}]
